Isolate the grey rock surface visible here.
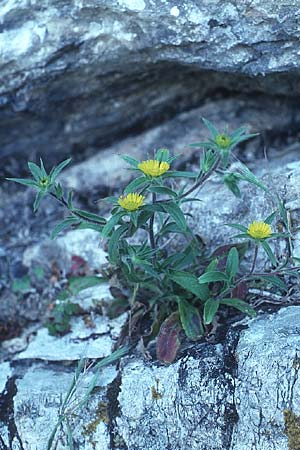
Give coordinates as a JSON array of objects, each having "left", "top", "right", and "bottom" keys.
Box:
[
  {"left": 1, "top": 306, "right": 299, "bottom": 449},
  {"left": 186, "top": 155, "right": 300, "bottom": 267},
  {"left": 2, "top": 0, "right": 300, "bottom": 164}
]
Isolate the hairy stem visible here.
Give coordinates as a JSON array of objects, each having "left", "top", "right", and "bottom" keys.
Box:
[
  {"left": 249, "top": 244, "right": 258, "bottom": 276},
  {"left": 178, "top": 155, "right": 221, "bottom": 200}
]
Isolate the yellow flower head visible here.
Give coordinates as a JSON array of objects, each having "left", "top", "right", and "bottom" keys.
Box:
[
  {"left": 216, "top": 134, "right": 231, "bottom": 149},
  {"left": 118, "top": 193, "right": 144, "bottom": 211},
  {"left": 138, "top": 160, "right": 170, "bottom": 177},
  {"left": 247, "top": 221, "right": 272, "bottom": 240}
]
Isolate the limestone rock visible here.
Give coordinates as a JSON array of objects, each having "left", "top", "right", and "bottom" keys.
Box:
[
  {"left": 1, "top": 307, "right": 299, "bottom": 449},
  {"left": 2, "top": 1, "right": 300, "bottom": 164}
]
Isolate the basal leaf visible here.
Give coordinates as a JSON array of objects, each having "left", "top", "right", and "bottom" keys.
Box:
[
  {"left": 220, "top": 298, "right": 256, "bottom": 317},
  {"left": 156, "top": 312, "right": 182, "bottom": 364},
  {"left": 169, "top": 270, "right": 209, "bottom": 301},
  {"left": 226, "top": 247, "right": 239, "bottom": 280},
  {"left": 178, "top": 298, "right": 204, "bottom": 339},
  {"left": 198, "top": 271, "right": 229, "bottom": 284},
  {"left": 203, "top": 298, "right": 220, "bottom": 325}
]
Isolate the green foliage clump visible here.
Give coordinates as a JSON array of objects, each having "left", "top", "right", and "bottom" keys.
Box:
[{"left": 8, "top": 119, "right": 298, "bottom": 364}]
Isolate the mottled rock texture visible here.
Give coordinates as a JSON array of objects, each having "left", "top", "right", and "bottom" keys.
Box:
[
  {"left": 1, "top": 307, "right": 299, "bottom": 449},
  {"left": 2, "top": 0, "right": 300, "bottom": 165}
]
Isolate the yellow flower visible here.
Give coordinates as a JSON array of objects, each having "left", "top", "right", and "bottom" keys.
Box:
[
  {"left": 247, "top": 221, "right": 272, "bottom": 240},
  {"left": 118, "top": 193, "right": 144, "bottom": 211},
  {"left": 138, "top": 160, "right": 170, "bottom": 177},
  {"left": 216, "top": 134, "right": 231, "bottom": 149}
]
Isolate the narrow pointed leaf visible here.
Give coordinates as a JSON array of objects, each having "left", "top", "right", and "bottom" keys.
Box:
[
  {"left": 121, "top": 155, "right": 139, "bottom": 167},
  {"left": 202, "top": 117, "right": 219, "bottom": 138},
  {"left": 6, "top": 177, "right": 38, "bottom": 188},
  {"left": 28, "top": 161, "right": 42, "bottom": 180},
  {"left": 33, "top": 191, "right": 45, "bottom": 212},
  {"left": 102, "top": 211, "right": 125, "bottom": 238},
  {"left": 162, "top": 202, "right": 187, "bottom": 231},
  {"left": 124, "top": 176, "right": 148, "bottom": 194},
  {"left": 51, "top": 217, "right": 79, "bottom": 239},
  {"left": 220, "top": 298, "right": 256, "bottom": 317},
  {"left": 261, "top": 240, "right": 277, "bottom": 266},
  {"left": 226, "top": 223, "right": 248, "bottom": 232},
  {"left": 50, "top": 158, "right": 72, "bottom": 181}
]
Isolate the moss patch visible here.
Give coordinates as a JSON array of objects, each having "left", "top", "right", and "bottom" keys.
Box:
[{"left": 284, "top": 409, "right": 300, "bottom": 450}]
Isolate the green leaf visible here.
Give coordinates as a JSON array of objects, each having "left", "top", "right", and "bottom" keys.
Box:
[
  {"left": 102, "top": 211, "right": 125, "bottom": 238},
  {"left": 51, "top": 217, "right": 79, "bottom": 239},
  {"left": 162, "top": 202, "right": 187, "bottom": 231},
  {"left": 67, "top": 190, "right": 74, "bottom": 209},
  {"left": 148, "top": 186, "right": 178, "bottom": 198},
  {"left": 68, "top": 276, "right": 107, "bottom": 295},
  {"left": 235, "top": 163, "right": 268, "bottom": 192},
  {"left": 72, "top": 208, "right": 106, "bottom": 224},
  {"left": 169, "top": 270, "right": 209, "bottom": 301},
  {"left": 54, "top": 183, "right": 63, "bottom": 199},
  {"left": 220, "top": 298, "right": 256, "bottom": 317},
  {"left": 202, "top": 118, "right": 219, "bottom": 138},
  {"left": 198, "top": 271, "right": 229, "bottom": 284},
  {"left": 223, "top": 173, "right": 241, "bottom": 198},
  {"left": 156, "top": 312, "right": 182, "bottom": 364},
  {"left": 264, "top": 211, "right": 277, "bottom": 225},
  {"left": 50, "top": 158, "right": 72, "bottom": 181},
  {"left": 261, "top": 240, "right": 277, "bottom": 266},
  {"left": 226, "top": 223, "right": 248, "bottom": 232},
  {"left": 39, "top": 158, "right": 48, "bottom": 178},
  {"left": 6, "top": 177, "right": 38, "bottom": 188},
  {"left": 259, "top": 275, "right": 288, "bottom": 292},
  {"left": 159, "top": 221, "right": 184, "bottom": 237},
  {"left": 155, "top": 148, "right": 170, "bottom": 162},
  {"left": 108, "top": 224, "right": 128, "bottom": 263},
  {"left": 164, "top": 171, "right": 198, "bottom": 179},
  {"left": 226, "top": 247, "right": 239, "bottom": 280},
  {"left": 33, "top": 190, "right": 45, "bottom": 212},
  {"left": 178, "top": 298, "right": 204, "bottom": 339},
  {"left": 28, "top": 161, "right": 42, "bottom": 180},
  {"left": 124, "top": 176, "right": 148, "bottom": 194},
  {"left": 203, "top": 298, "right": 220, "bottom": 325},
  {"left": 230, "top": 233, "right": 250, "bottom": 239},
  {"left": 121, "top": 155, "right": 139, "bottom": 167}
]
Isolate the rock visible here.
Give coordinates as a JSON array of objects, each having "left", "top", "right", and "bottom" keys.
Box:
[
  {"left": 1, "top": 307, "right": 299, "bottom": 449},
  {"left": 230, "top": 307, "right": 300, "bottom": 450},
  {"left": 62, "top": 97, "right": 300, "bottom": 194},
  {"left": 2, "top": 1, "right": 300, "bottom": 164},
  {"left": 185, "top": 155, "right": 300, "bottom": 268},
  {"left": 23, "top": 228, "right": 107, "bottom": 273}
]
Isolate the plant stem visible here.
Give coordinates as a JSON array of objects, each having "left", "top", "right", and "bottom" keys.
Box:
[
  {"left": 149, "top": 193, "right": 156, "bottom": 251},
  {"left": 49, "top": 191, "right": 104, "bottom": 225},
  {"left": 178, "top": 155, "right": 221, "bottom": 200},
  {"left": 249, "top": 244, "right": 258, "bottom": 276}
]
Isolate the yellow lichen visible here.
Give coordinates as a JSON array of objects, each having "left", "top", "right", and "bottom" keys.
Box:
[{"left": 284, "top": 409, "right": 300, "bottom": 450}]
